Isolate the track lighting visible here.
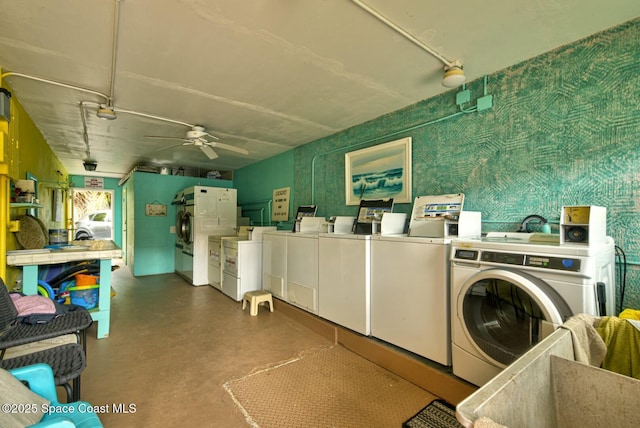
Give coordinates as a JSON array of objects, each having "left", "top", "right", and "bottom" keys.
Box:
[
  {"left": 96, "top": 104, "right": 117, "bottom": 120},
  {"left": 442, "top": 62, "right": 466, "bottom": 88}
]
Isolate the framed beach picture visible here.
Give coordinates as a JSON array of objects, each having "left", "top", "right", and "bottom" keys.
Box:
[{"left": 344, "top": 137, "right": 412, "bottom": 205}]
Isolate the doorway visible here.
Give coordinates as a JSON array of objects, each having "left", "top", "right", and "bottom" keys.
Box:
[{"left": 72, "top": 188, "right": 114, "bottom": 241}]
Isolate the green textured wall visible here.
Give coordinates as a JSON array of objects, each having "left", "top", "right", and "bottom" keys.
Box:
[
  {"left": 289, "top": 19, "right": 639, "bottom": 311},
  {"left": 130, "top": 172, "right": 233, "bottom": 276},
  {"left": 235, "top": 150, "right": 295, "bottom": 227}
]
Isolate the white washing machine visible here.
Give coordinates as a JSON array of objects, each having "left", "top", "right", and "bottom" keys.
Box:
[
  {"left": 319, "top": 233, "right": 371, "bottom": 335},
  {"left": 450, "top": 234, "right": 616, "bottom": 386},
  {"left": 262, "top": 230, "right": 289, "bottom": 300},
  {"left": 219, "top": 226, "right": 276, "bottom": 301},
  {"left": 370, "top": 235, "right": 451, "bottom": 365}
]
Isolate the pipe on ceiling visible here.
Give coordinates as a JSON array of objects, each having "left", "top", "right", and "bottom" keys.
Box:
[{"left": 350, "top": 0, "right": 456, "bottom": 68}]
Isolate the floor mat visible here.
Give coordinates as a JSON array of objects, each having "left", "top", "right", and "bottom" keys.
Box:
[
  {"left": 224, "top": 345, "right": 437, "bottom": 427},
  {"left": 403, "top": 399, "right": 463, "bottom": 428}
]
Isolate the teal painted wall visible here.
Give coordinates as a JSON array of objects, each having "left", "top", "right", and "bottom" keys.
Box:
[
  {"left": 238, "top": 19, "right": 640, "bottom": 311},
  {"left": 235, "top": 151, "right": 295, "bottom": 228},
  {"left": 69, "top": 176, "right": 123, "bottom": 247},
  {"left": 129, "top": 172, "right": 233, "bottom": 276}
]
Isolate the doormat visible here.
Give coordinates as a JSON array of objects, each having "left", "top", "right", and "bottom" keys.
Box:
[
  {"left": 224, "top": 345, "right": 437, "bottom": 427},
  {"left": 403, "top": 399, "right": 463, "bottom": 428}
]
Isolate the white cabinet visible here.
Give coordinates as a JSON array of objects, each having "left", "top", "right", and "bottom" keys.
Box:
[
  {"left": 370, "top": 236, "right": 451, "bottom": 366},
  {"left": 318, "top": 234, "right": 371, "bottom": 335}
]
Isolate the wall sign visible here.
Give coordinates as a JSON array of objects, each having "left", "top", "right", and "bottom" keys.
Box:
[
  {"left": 272, "top": 187, "right": 290, "bottom": 222},
  {"left": 84, "top": 177, "right": 104, "bottom": 188},
  {"left": 145, "top": 203, "right": 167, "bottom": 216}
]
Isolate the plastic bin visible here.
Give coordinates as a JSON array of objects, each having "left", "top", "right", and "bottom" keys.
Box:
[
  {"left": 456, "top": 328, "right": 640, "bottom": 427},
  {"left": 68, "top": 285, "right": 99, "bottom": 310}
]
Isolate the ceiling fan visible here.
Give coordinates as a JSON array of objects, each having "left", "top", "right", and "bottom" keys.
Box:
[{"left": 146, "top": 125, "right": 249, "bottom": 160}]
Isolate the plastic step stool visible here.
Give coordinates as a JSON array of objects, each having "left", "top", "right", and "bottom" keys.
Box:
[{"left": 242, "top": 290, "right": 274, "bottom": 316}]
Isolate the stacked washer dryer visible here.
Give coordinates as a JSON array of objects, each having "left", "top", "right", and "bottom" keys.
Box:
[
  {"left": 173, "top": 186, "right": 236, "bottom": 286},
  {"left": 450, "top": 206, "right": 615, "bottom": 386}
]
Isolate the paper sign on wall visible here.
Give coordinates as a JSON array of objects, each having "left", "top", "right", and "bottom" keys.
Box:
[
  {"left": 145, "top": 204, "right": 167, "bottom": 216},
  {"left": 84, "top": 177, "right": 104, "bottom": 188},
  {"left": 272, "top": 187, "right": 290, "bottom": 222}
]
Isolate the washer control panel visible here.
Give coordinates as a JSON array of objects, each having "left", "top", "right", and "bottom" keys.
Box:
[{"left": 478, "top": 250, "right": 581, "bottom": 272}]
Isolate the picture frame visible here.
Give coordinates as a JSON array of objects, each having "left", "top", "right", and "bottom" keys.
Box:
[{"left": 344, "top": 137, "right": 412, "bottom": 205}]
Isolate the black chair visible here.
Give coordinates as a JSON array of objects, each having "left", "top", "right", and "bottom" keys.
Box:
[
  {"left": 0, "top": 278, "right": 94, "bottom": 357},
  {"left": 0, "top": 343, "right": 86, "bottom": 402},
  {"left": 0, "top": 278, "right": 93, "bottom": 401}
]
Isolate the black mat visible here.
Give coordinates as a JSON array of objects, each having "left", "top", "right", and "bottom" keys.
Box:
[{"left": 403, "top": 399, "right": 463, "bottom": 428}]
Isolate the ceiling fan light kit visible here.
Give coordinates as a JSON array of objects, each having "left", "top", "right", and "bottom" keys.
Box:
[{"left": 146, "top": 125, "right": 248, "bottom": 160}]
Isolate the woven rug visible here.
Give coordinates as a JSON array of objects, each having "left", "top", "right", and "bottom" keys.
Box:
[
  {"left": 403, "top": 399, "right": 463, "bottom": 428},
  {"left": 224, "top": 345, "right": 437, "bottom": 427}
]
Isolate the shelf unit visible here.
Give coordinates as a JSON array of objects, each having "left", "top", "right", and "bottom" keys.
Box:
[
  {"left": 10, "top": 203, "right": 44, "bottom": 209},
  {"left": 560, "top": 205, "right": 606, "bottom": 246}
]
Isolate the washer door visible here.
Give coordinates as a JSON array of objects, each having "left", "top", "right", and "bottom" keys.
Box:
[
  {"left": 178, "top": 211, "right": 193, "bottom": 245},
  {"left": 176, "top": 209, "right": 186, "bottom": 242},
  {"left": 457, "top": 268, "right": 572, "bottom": 368}
]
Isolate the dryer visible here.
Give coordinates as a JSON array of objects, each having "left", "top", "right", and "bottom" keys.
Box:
[
  {"left": 450, "top": 234, "right": 615, "bottom": 386},
  {"left": 174, "top": 186, "right": 237, "bottom": 286}
]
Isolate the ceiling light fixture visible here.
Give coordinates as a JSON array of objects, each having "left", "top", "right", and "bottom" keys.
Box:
[
  {"left": 441, "top": 61, "right": 466, "bottom": 88},
  {"left": 96, "top": 104, "right": 117, "bottom": 120},
  {"left": 351, "top": 0, "right": 466, "bottom": 88},
  {"left": 83, "top": 160, "right": 98, "bottom": 171}
]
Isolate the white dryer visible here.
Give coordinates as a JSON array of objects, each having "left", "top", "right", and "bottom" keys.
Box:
[
  {"left": 174, "top": 186, "right": 237, "bottom": 286},
  {"left": 450, "top": 234, "right": 615, "bottom": 387}
]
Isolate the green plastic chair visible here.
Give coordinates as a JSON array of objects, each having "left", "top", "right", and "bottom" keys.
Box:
[{"left": 8, "top": 364, "right": 102, "bottom": 427}]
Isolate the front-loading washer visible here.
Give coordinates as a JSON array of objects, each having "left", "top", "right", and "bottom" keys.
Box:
[{"left": 450, "top": 234, "right": 615, "bottom": 387}]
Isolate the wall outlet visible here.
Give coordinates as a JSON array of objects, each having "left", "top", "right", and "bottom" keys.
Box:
[
  {"left": 477, "top": 95, "right": 494, "bottom": 111},
  {"left": 456, "top": 89, "right": 471, "bottom": 105},
  {"left": 169, "top": 225, "right": 176, "bottom": 234}
]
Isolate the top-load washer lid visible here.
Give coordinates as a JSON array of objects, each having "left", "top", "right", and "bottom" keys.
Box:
[
  {"left": 353, "top": 199, "right": 394, "bottom": 234},
  {"left": 408, "top": 193, "right": 464, "bottom": 237},
  {"left": 292, "top": 205, "right": 318, "bottom": 232},
  {"left": 236, "top": 226, "right": 251, "bottom": 239}
]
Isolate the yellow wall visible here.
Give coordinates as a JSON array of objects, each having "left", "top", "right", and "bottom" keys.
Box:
[{"left": 1, "top": 75, "right": 69, "bottom": 288}]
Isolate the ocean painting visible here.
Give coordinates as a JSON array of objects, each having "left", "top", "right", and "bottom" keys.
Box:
[
  {"left": 345, "top": 137, "right": 412, "bottom": 205},
  {"left": 351, "top": 167, "right": 404, "bottom": 199}
]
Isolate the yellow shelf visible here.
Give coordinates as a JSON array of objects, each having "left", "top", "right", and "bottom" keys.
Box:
[{"left": 10, "top": 203, "right": 43, "bottom": 209}]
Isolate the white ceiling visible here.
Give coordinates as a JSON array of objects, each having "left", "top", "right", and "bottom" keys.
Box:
[{"left": 1, "top": 0, "right": 638, "bottom": 178}]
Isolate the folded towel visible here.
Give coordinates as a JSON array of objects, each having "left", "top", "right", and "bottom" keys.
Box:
[
  {"left": 596, "top": 316, "right": 640, "bottom": 379},
  {"left": 558, "top": 313, "right": 607, "bottom": 366},
  {"left": 619, "top": 308, "right": 640, "bottom": 320}
]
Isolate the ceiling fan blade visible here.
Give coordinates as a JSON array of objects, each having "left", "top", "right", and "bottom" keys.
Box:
[
  {"left": 211, "top": 142, "right": 249, "bottom": 155},
  {"left": 200, "top": 145, "right": 219, "bottom": 160},
  {"left": 204, "top": 132, "right": 220, "bottom": 141},
  {"left": 156, "top": 143, "right": 184, "bottom": 152},
  {"left": 145, "top": 135, "right": 192, "bottom": 143}
]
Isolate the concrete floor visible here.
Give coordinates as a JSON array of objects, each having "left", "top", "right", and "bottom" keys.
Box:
[{"left": 80, "top": 262, "right": 434, "bottom": 426}]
